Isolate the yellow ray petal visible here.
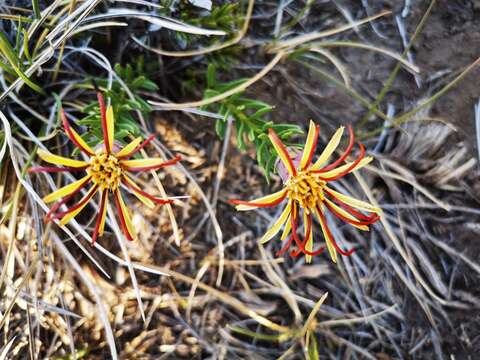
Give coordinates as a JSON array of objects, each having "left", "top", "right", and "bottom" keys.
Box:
[
  {"left": 325, "top": 187, "right": 381, "bottom": 214},
  {"left": 121, "top": 157, "right": 166, "bottom": 169},
  {"left": 38, "top": 149, "right": 88, "bottom": 168},
  {"left": 280, "top": 214, "right": 292, "bottom": 241},
  {"left": 300, "top": 120, "right": 318, "bottom": 170},
  {"left": 260, "top": 201, "right": 292, "bottom": 244},
  {"left": 59, "top": 186, "right": 98, "bottom": 226},
  {"left": 316, "top": 157, "right": 373, "bottom": 179},
  {"left": 69, "top": 126, "right": 95, "bottom": 155},
  {"left": 324, "top": 198, "right": 369, "bottom": 231},
  {"left": 43, "top": 174, "right": 91, "bottom": 203},
  {"left": 106, "top": 105, "right": 115, "bottom": 152},
  {"left": 115, "top": 137, "right": 142, "bottom": 158},
  {"left": 311, "top": 127, "right": 344, "bottom": 170},
  {"left": 233, "top": 188, "right": 287, "bottom": 211},
  {"left": 303, "top": 211, "right": 314, "bottom": 263},
  {"left": 315, "top": 208, "right": 337, "bottom": 263},
  {"left": 123, "top": 175, "right": 155, "bottom": 208},
  {"left": 99, "top": 194, "right": 108, "bottom": 235},
  {"left": 268, "top": 129, "right": 297, "bottom": 176},
  {"left": 116, "top": 190, "right": 136, "bottom": 240}
]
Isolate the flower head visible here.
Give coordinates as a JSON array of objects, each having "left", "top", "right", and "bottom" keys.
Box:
[
  {"left": 30, "top": 93, "right": 181, "bottom": 244},
  {"left": 230, "top": 121, "right": 381, "bottom": 263}
]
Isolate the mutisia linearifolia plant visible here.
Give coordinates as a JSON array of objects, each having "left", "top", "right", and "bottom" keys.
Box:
[
  {"left": 230, "top": 121, "right": 381, "bottom": 263},
  {"left": 29, "top": 93, "right": 181, "bottom": 244}
]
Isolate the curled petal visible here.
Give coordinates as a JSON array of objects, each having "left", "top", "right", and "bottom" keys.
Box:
[
  {"left": 290, "top": 204, "right": 325, "bottom": 257},
  {"left": 268, "top": 128, "right": 297, "bottom": 177},
  {"left": 37, "top": 149, "right": 88, "bottom": 168},
  {"left": 230, "top": 188, "right": 287, "bottom": 211},
  {"left": 316, "top": 206, "right": 355, "bottom": 257},
  {"left": 276, "top": 233, "right": 294, "bottom": 256}
]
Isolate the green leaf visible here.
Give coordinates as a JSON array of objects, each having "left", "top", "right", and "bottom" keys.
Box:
[
  {"left": 0, "top": 32, "right": 44, "bottom": 94},
  {"left": 206, "top": 63, "right": 217, "bottom": 88}
]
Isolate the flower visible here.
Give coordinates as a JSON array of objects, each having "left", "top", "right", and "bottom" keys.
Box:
[
  {"left": 230, "top": 120, "right": 381, "bottom": 263},
  {"left": 29, "top": 93, "right": 181, "bottom": 244}
]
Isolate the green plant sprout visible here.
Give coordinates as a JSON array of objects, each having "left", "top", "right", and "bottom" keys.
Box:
[
  {"left": 77, "top": 61, "right": 158, "bottom": 147},
  {"left": 202, "top": 64, "right": 303, "bottom": 180}
]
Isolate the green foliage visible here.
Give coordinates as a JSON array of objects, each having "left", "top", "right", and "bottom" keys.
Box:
[
  {"left": 182, "top": 3, "right": 240, "bottom": 33},
  {"left": 202, "top": 64, "right": 303, "bottom": 180},
  {"left": 0, "top": 28, "right": 43, "bottom": 94},
  {"left": 159, "top": 2, "right": 241, "bottom": 68},
  {"left": 77, "top": 60, "right": 158, "bottom": 147}
]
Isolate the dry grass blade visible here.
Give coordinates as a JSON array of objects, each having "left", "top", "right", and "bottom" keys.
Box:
[
  {"left": 0, "top": 336, "right": 16, "bottom": 360},
  {"left": 131, "top": 0, "right": 254, "bottom": 57},
  {"left": 0, "top": 257, "right": 39, "bottom": 330},
  {"left": 149, "top": 51, "right": 285, "bottom": 109},
  {"left": 270, "top": 10, "right": 391, "bottom": 51},
  {"left": 108, "top": 205, "right": 146, "bottom": 322}
]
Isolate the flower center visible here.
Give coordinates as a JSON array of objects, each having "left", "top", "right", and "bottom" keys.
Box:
[
  {"left": 88, "top": 152, "right": 122, "bottom": 190},
  {"left": 286, "top": 170, "right": 326, "bottom": 211}
]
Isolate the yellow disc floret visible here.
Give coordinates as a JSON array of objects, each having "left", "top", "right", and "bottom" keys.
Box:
[
  {"left": 88, "top": 152, "right": 122, "bottom": 190},
  {"left": 285, "top": 170, "right": 326, "bottom": 212}
]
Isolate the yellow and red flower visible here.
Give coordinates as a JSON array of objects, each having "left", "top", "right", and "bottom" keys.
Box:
[
  {"left": 230, "top": 121, "right": 381, "bottom": 263},
  {"left": 30, "top": 93, "right": 180, "bottom": 243}
]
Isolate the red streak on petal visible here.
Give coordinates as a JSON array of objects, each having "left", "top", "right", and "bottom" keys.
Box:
[
  {"left": 314, "top": 143, "right": 366, "bottom": 181},
  {"left": 269, "top": 128, "right": 297, "bottom": 176},
  {"left": 229, "top": 191, "right": 287, "bottom": 208},
  {"left": 113, "top": 190, "right": 134, "bottom": 241},
  {"left": 317, "top": 206, "right": 355, "bottom": 256},
  {"left": 302, "top": 124, "right": 320, "bottom": 170},
  {"left": 325, "top": 200, "right": 379, "bottom": 226},
  {"left": 118, "top": 134, "right": 156, "bottom": 159},
  {"left": 122, "top": 177, "right": 173, "bottom": 205},
  {"left": 124, "top": 155, "right": 181, "bottom": 172},
  {"left": 28, "top": 166, "right": 87, "bottom": 173},
  {"left": 45, "top": 176, "right": 92, "bottom": 222},
  {"left": 325, "top": 189, "right": 378, "bottom": 222},
  {"left": 276, "top": 234, "right": 294, "bottom": 256},
  {"left": 316, "top": 125, "right": 355, "bottom": 172},
  {"left": 97, "top": 92, "right": 110, "bottom": 154},
  {"left": 61, "top": 109, "right": 95, "bottom": 156},
  {"left": 289, "top": 204, "right": 325, "bottom": 257},
  {"left": 51, "top": 185, "right": 98, "bottom": 220},
  {"left": 91, "top": 189, "right": 108, "bottom": 245}
]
